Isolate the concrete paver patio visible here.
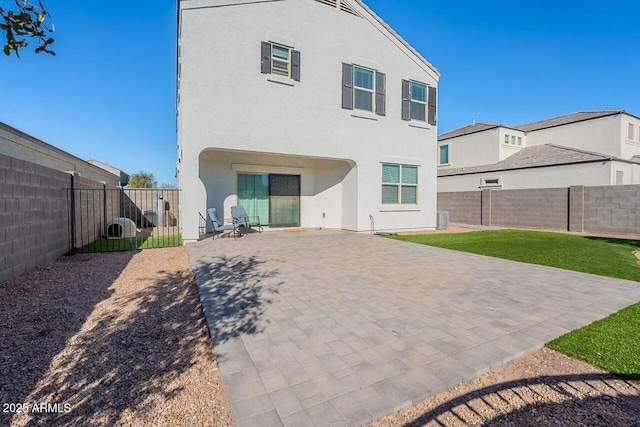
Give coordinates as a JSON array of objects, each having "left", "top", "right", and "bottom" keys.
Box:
[{"left": 187, "top": 230, "right": 640, "bottom": 427}]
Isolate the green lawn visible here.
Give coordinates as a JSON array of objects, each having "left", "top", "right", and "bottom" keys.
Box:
[
  {"left": 547, "top": 301, "right": 640, "bottom": 380},
  {"left": 75, "top": 234, "right": 183, "bottom": 253},
  {"left": 389, "top": 229, "right": 640, "bottom": 282}
]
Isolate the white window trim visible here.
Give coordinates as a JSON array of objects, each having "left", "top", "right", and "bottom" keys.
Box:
[
  {"left": 381, "top": 163, "right": 418, "bottom": 205},
  {"left": 628, "top": 123, "right": 635, "bottom": 141},
  {"left": 266, "top": 73, "right": 295, "bottom": 87},
  {"left": 271, "top": 43, "right": 292, "bottom": 78},
  {"left": 353, "top": 65, "right": 375, "bottom": 113},
  {"left": 438, "top": 144, "right": 450, "bottom": 166},
  {"left": 479, "top": 176, "right": 502, "bottom": 188},
  {"left": 408, "top": 122, "right": 431, "bottom": 130},
  {"left": 410, "top": 81, "right": 428, "bottom": 122}
]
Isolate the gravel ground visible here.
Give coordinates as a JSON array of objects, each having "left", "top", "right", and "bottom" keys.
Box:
[
  {"left": 1, "top": 247, "right": 639, "bottom": 426},
  {"left": 371, "top": 347, "right": 640, "bottom": 427},
  {"left": 0, "top": 247, "right": 233, "bottom": 426}
]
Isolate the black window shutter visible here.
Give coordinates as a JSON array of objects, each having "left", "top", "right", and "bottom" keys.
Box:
[
  {"left": 261, "top": 42, "right": 271, "bottom": 74},
  {"left": 401, "top": 79, "right": 411, "bottom": 121},
  {"left": 291, "top": 50, "right": 301, "bottom": 81},
  {"left": 342, "top": 63, "right": 353, "bottom": 110},
  {"left": 375, "top": 72, "right": 386, "bottom": 116},
  {"left": 428, "top": 86, "right": 437, "bottom": 126}
]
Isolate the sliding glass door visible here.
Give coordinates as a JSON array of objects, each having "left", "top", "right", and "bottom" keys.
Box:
[
  {"left": 269, "top": 174, "right": 300, "bottom": 227},
  {"left": 237, "top": 174, "right": 300, "bottom": 227},
  {"left": 237, "top": 174, "right": 270, "bottom": 225}
]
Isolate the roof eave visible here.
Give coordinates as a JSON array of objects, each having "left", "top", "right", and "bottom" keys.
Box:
[
  {"left": 438, "top": 158, "right": 612, "bottom": 177},
  {"left": 516, "top": 111, "right": 628, "bottom": 133},
  {"left": 438, "top": 125, "right": 500, "bottom": 141},
  {"left": 354, "top": 0, "right": 440, "bottom": 78}
]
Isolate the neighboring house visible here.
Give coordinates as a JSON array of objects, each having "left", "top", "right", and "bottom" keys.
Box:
[
  {"left": 437, "top": 111, "right": 640, "bottom": 191},
  {"left": 0, "top": 121, "right": 123, "bottom": 186},
  {"left": 88, "top": 159, "right": 130, "bottom": 186},
  {"left": 438, "top": 144, "right": 640, "bottom": 192},
  {"left": 177, "top": 0, "right": 440, "bottom": 242}
]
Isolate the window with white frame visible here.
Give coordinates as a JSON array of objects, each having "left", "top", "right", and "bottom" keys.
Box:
[
  {"left": 271, "top": 44, "right": 291, "bottom": 76},
  {"left": 504, "top": 135, "right": 509, "bottom": 144},
  {"left": 628, "top": 123, "right": 635, "bottom": 141},
  {"left": 439, "top": 144, "right": 450, "bottom": 165},
  {"left": 401, "top": 80, "right": 436, "bottom": 125},
  {"left": 517, "top": 137, "right": 522, "bottom": 146},
  {"left": 410, "top": 81, "right": 427, "bottom": 121},
  {"left": 382, "top": 164, "right": 418, "bottom": 204},
  {"left": 261, "top": 41, "right": 301, "bottom": 81},
  {"left": 353, "top": 66, "right": 375, "bottom": 112},
  {"left": 342, "top": 64, "right": 386, "bottom": 115},
  {"left": 480, "top": 176, "right": 502, "bottom": 187}
]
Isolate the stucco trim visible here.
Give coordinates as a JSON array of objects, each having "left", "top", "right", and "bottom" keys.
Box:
[
  {"left": 378, "top": 205, "right": 421, "bottom": 212},
  {"left": 231, "top": 163, "right": 305, "bottom": 174},
  {"left": 379, "top": 156, "right": 421, "bottom": 166}
]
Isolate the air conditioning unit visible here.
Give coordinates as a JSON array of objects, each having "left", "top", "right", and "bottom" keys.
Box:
[{"left": 436, "top": 210, "right": 449, "bottom": 230}]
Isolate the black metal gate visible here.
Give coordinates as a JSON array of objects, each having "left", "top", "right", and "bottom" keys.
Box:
[{"left": 68, "top": 186, "right": 181, "bottom": 253}]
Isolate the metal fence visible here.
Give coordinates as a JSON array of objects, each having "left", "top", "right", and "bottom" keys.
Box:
[{"left": 68, "top": 187, "right": 181, "bottom": 253}]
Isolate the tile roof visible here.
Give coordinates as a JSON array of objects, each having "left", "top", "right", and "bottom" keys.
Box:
[
  {"left": 438, "top": 144, "right": 616, "bottom": 177},
  {"left": 438, "top": 123, "right": 502, "bottom": 141},
  {"left": 515, "top": 110, "right": 626, "bottom": 132},
  {"left": 439, "top": 110, "right": 640, "bottom": 140}
]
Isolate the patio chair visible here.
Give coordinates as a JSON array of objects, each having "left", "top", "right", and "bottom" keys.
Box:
[
  {"left": 207, "top": 208, "right": 239, "bottom": 240},
  {"left": 231, "top": 205, "right": 263, "bottom": 233}
]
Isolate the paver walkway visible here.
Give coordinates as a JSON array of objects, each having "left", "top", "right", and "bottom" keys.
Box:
[{"left": 187, "top": 230, "right": 640, "bottom": 427}]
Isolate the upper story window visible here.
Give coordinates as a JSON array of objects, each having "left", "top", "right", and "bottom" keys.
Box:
[
  {"left": 628, "top": 123, "right": 635, "bottom": 141},
  {"left": 382, "top": 163, "right": 418, "bottom": 204},
  {"left": 271, "top": 44, "right": 291, "bottom": 76},
  {"left": 504, "top": 134, "right": 523, "bottom": 146},
  {"left": 439, "top": 144, "right": 450, "bottom": 165},
  {"left": 402, "top": 80, "right": 436, "bottom": 125},
  {"left": 342, "top": 63, "right": 386, "bottom": 116},
  {"left": 410, "top": 82, "right": 427, "bottom": 121},
  {"left": 261, "top": 41, "right": 301, "bottom": 81},
  {"left": 354, "top": 66, "right": 375, "bottom": 111}
]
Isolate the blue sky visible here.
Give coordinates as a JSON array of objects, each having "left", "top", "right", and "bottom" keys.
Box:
[{"left": 1, "top": 0, "right": 639, "bottom": 186}]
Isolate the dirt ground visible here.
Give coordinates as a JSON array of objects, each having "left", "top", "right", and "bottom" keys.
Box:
[{"left": 1, "top": 246, "right": 639, "bottom": 426}]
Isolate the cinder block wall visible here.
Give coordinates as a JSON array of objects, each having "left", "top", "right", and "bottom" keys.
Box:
[
  {"left": 583, "top": 185, "right": 640, "bottom": 235},
  {"left": 1, "top": 154, "right": 71, "bottom": 283},
  {"left": 437, "top": 191, "right": 482, "bottom": 225},
  {"left": 438, "top": 185, "right": 640, "bottom": 236},
  {"left": 486, "top": 188, "right": 569, "bottom": 230},
  {"left": 122, "top": 189, "right": 180, "bottom": 227}
]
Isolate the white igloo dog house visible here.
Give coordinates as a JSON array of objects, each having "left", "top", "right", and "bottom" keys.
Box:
[{"left": 106, "top": 218, "right": 137, "bottom": 239}]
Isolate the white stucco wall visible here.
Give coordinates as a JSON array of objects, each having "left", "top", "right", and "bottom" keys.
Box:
[
  {"left": 498, "top": 128, "right": 526, "bottom": 161},
  {"left": 178, "top": 0, "right": 440, "bottom": 241},
  {"left": 438, "top": 161, "right": 619, "bottom": 192},
  {"left": 438, "top": 128, "right": 501, "bottom": 169},
  {"left": 525, "top": 114, "right": 623, "bottom": 157},
  {"left": 621, "top": 114, "right": 640, "bottom": 160}
]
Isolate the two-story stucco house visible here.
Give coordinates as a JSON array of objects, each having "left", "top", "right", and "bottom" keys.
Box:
[
  {"left": 176, "top": 0, "right": 440, "bottom": 243},
  {"left": 437, "top": 111, "right": 640, "bottom": 192}
]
